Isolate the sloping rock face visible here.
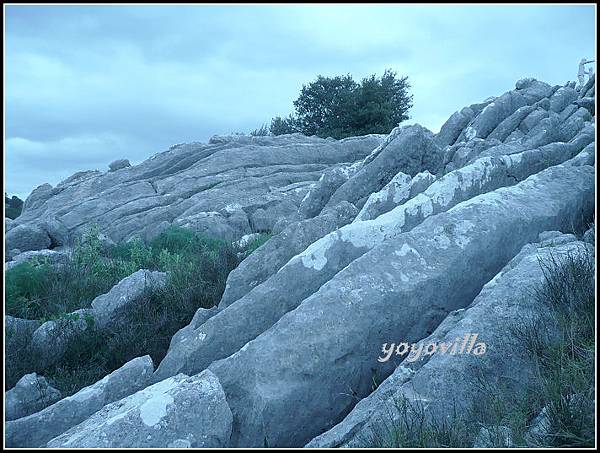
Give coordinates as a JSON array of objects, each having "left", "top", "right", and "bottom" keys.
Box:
[
  {"left": 7, "top": 134, "right": 383, "bottom": 249},
  {"left": 5, "top": 373, "right": 61, "bottom": 421},
  {"left": 4, "top": 76, "right": 596, "bottom": 448},
  {"left": 45, "top": 370, "right": 232, "bottom": 448},
  {"left": 207, "top": 163, "right": 594, "bottom": 447},
  {"left": 5, "top": 356, "right": 154, "bottom": 448},
  {"left": 306, "top": 235, "right": 592, "bottom": 447}
]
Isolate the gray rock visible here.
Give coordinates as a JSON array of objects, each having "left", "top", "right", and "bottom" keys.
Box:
[
  {"left": 108, "top": 158, "right": 131, "bottom": 172},
  {"left": 218, "top": 201, "right": 358, "bottom": 308},
  {"left": 13, "top": 134, "right": 381, "bottom": 244},
  {"left": 5, "top": 248, "right": 21, "bottom": 262},
  {"left": 298, "top": 165, "right": 361, "bottom": 219},
  {"left": 5, "top": 223, "right": 51, "bottom": 253},
  {"left": 487, "top": 105, "right": 535, "bottom": 142},
  {"left": 159, "top": 143, "right": 593, "bottom": 387},
  {"left": 435, "top": 106, "right": 475, "bottom": 147},
  {"left": 519, "top": 108, "right": 549, "bottom": 133},
  {"left": 325, "top": 125, "right": 443, "bottom": 209},
  {"left": 307, "top": 237, "right": 591, "bottom": 447},
  {"left": 5, "top": 217, "right": 16, "bottom": 232},
  {"left": 574, "top": 97, "right": 595, "bottom": 116},
  {"left": 46, "top": 370, "right": 232, "bottom": 448},
  {"left": 30, "top": 308, "right": 95, "bottom": 370},
  {"left": 22, "top": 183, "right": 55, "bottom": 213},
  {"left": 5, "top": 373, "right": 61, "bottom": 421},
  {"left": 208, "top": 164, "right": 594, "bottom": 447},
  {"left": 5, "top": 249, "right": 70, "bottom": 271},
  {"left": 90, "top": 269, "right": 168, "bottom": 330},
  {"left": 5, "top": 355, "right": 154, "bottom": 447},
  {"left": 457, "top": 90, "right": 528, "bottom": 141},
  {"left": 549, "top": 85, "right": 578, "bottom": 113}
]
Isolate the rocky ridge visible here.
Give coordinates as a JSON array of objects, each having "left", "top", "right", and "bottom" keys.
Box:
[{"left": 4, "top": 75, "right": 596, "bottom": 447}]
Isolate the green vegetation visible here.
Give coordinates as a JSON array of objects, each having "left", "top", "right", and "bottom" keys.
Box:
[
  {"left": 245, "top": 232, "right": 274, "bottom": 254},
  {"left": 263, "top": 69, "right": 413, "bottom": 139},
  {"left": 5, "top": 225, "right": 240, "bottom": 394},
  {"left": 5, "top": 193, "right": 24, "bottom": 219},
  {"left": 362, "top": 245, "right": 595, "bottom": 448}
]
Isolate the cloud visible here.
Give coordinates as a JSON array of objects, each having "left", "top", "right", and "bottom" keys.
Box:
[{"left": 4, "top": 4, "right": 596, "bottom": 199}]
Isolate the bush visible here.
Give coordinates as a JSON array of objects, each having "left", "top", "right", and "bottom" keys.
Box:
[
  {"left": 270, "top": 69, "right": 413, "bottom": 139},
  {"left": 5, "top": 225, "right": 240, "bottom": 394}
]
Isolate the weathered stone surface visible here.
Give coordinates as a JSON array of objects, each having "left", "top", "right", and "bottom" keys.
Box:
[
  {"left": 306, "top": 236, "right": 590, "bottom": 447},
  {"left": 298, "top": 165, "right": 358, "bottom": 219},
  {"left": 574, "top": 96, "right": 595, "bottom": 116},
  {"left": 30, "top": 308, "right": 95, "bottom": 370},
  {"left": 11, "top": 134, "right": 381, "bottom": 247},
  {"left": 435, "top": 106, "right": 475, "bottom": 147},
  {"left": 219, "top": 201, "right": 358, "bottom": 308},
  {"left": 108, "top": 158, "right": 131, "bottom": 172},
  {"left": 5, "top": 356, "right": 155, "bottom": 447},
  {"left": 207, "top": 164, "right": 593, "bottom": 447},
  {"left": 5, "top": 223, "right": 51, "bottom": 252},
  {"left": 325, "top": 125, "right": 443, "bottom": 210},
  {"left": 519, "top": 108, "right": 549, "bottom": 133},
  {"left": 549, "top": 86, "right": 578, "bottom": 113},
  {"left": 487, "top": 105, "right": 535, "bottom": 142},
  {"left": 5, "top": 373, "right": 61, "bottom": 421},
  {"left": 157, "top": 306, "right": 221, "bottom": 376},
  {"left": 157, "top": 141, "right": 593, "bottom": 387},
  {"left": 46, "top": 370, "right": 232, "bottom": 448},
  {"left": 354, "top": 170, "right": 437, "bottom": 222},
  {"left": 5, "top": 249, "right": 70, "bottom": 271},
  {"left": 90, "top": 269, "right": 168, "bottom": 330},
  {"left": 456, "top": 91, "right": 528, "bottom": 142}
]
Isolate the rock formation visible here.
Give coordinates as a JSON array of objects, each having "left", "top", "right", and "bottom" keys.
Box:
[{"left": 4, "top": 75, "right": 596, "bottom": 448}]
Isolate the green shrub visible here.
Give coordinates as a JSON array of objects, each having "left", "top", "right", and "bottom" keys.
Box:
[{"left": 5, "top": 225, "right": 240, "bottom": 395}]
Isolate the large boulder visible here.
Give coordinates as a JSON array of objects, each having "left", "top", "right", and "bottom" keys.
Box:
[
  {"left": 5, "top": 223, "right": 51, "bottom": 253},
  {"left": 5, "top": 373, "right": 61, "bottom": 421},
  {"left": 46, "top": 370, "right": 232, "bottom": 448},
  {"left": 306, "top": 234, "right": 589, "bottom": 447},
  {"left": 5, "top": 356, "right": 155, "bottom": 447},
  {"left": 456, "top": 90, "right": 528, "bottom": 142},
  {"left": 5, "top": 249, "right": 70, "bottom": 272},
  {"left": 207, "top": 163, "right": 594, "bottom": 447},
  {"left": 90, "top": 269, "right": 168, "bottom": 330},
  {"left": 108, "top": 159, "right": 131, "bottom": 172}
]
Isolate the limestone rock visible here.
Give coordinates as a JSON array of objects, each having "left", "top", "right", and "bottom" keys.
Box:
[
  {"left": 5, "top": 373, "right": 61, "bottom": 421},
  {"left": 46, "top": 370, "right": 232, "bottom": 448},
  {"left": 5, "top": 356, "right": 154, "bottom": 447}
]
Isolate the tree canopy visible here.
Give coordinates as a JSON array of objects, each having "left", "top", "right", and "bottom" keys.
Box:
[{"left": 267, "top": 69, "right": 413, "bottom": 139}]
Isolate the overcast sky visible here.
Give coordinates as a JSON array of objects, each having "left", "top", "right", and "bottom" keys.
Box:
[{"left": 4, "top": 4, "right": 596, "bottom": 199}]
